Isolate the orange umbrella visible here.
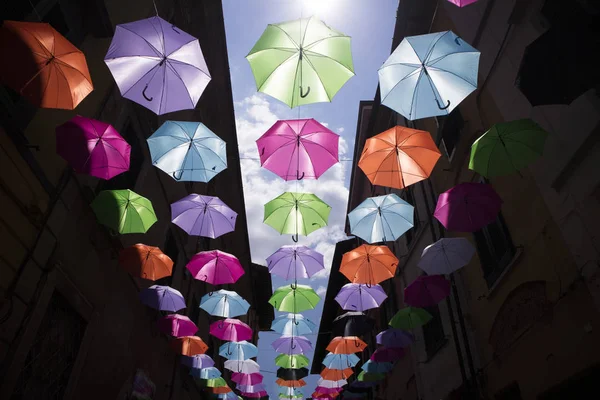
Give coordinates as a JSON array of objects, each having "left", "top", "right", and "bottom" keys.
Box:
[
  {"left": 171, "top": 336, "right": 208, "bottom": 356},
  {"left": 326, "top": 336, "right": 367, "bottom": 354},
  {"left": 276, "top": 378, "right": 307, "bottom": 387},
  {"left": 209, "top": 386, "right": 232, "bottom": 394},
  {"left": 358, "top": 126, "right": 440, "bottom": 189},
  {"left": 119, "top": 244, "right": 174, "bottom": 280},
  {"left": 340, "top": 244, "right": 399, "bottom": 285},
  {"left": 320, "top": 367, "right": 354, "bottom": 380},
  {"left": 0, "top": 21, "right": 93, "bottom": 109}
]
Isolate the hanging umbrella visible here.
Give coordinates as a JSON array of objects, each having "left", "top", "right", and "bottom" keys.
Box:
[
  {"left": 314, "top": 390, "right": 340, "bottom": 398},
  {"left": 269, "top": 284, "right": 321, "bottom": 313},
  {"left": 376, "top": 328, "right": 415, "bottom": 348},
  {"left": 348, "top": 194, "right": 414, "bottom": 243},
  {"left": 186, "top": 250, "right": 245, "bottom": 285},
  {"left": 147, "top": 121, "right": 226, "bottom": 182},
  {"left": 232, "top": 372, "right": 264, "bottom": 386},
  {"left": 326, "top": 337, "right": 367, "bottom": 354},
  {"left": 237, "top": 383, "right": 266, "bottom": 393},
  {"left": 209, "top": 386, "right": 232, "bottom": 395},
  {"left": 469, "top": 119, "right": 549, "bottom": 177},
  {"left": 171, "top": 194, "right": 237, "bottom": 238},
  {"left": 275, "top": 354, "right": 310, "bottom": 369},
  {"left": 105, "top": 16, "right": 210, "bottom": 115},
  {"left": 277, "top": 367, "right": 309, "bottom": 380},
  {"left": 267, "top": 245, "right": 325, "bottom": 281},
  {"left": 320, "top": 368, "right": 354, "bottom": 381},
  {"left": 140, "top": 285, "right": 186, "bottom": 312},
  {"left": 119, "top": 243, "right": 173, "bottom": 281},
  {"left": 171, "top": 336, "right": 208, "bottom": 356},
  {"left": 91, "top": 190, "right": 157, "bottom": 234},
  {"left": 271, "top": 313, "right": 318, "bottom": 336},
  {"left": 278, "top": 387, "right": 304, "bottom": 398},
  {"left": 389, "top": 307, "right": 432, "bottom": 330},
  {"left": 271, "top": 336, "right": 313, "bottom": 355},
  {"left": 447, "top": 0, "right": 479, "bottom": 6},
  {"left": 209, "top": 318, "right": 253, "bottom": 342},
  {"left": 378, "top": 30, "right": 480, "bottom": 120},
  {"left": 335, "top": 283, "right": 387, "bottom": 312},
  {"left": 322, "top": 353, "right": 360, "bottom": 369},
  {"left": 433, "top": 183, "right": 502, "bottom": 232},
  {"left": 418, "top": 238, "right": 475, "bottom": 275},
  {"left": 332, "top": 312, "right": 374, "bottom": 337},
  {"left": 276, "top": 378, "right": 307, "bottom": 388},
  {"left": 358, "top": 126, "right": 441, "bottom": 189},
  {"left": 158, "top": 314, "right": 198, "bottom": 337},
  {"left": 181, "top": 354, "right": 214, "bottom": 369},
  {"left": 361, "top": 360, "right": 393, "bottom": 374},
  {"left": 356, "top": 371, "right": 385, "bottom": 382},
  {"left": 316, "top": 378, "right": 347, "bottom": 388},
  {"left": 199, "top": 377, "right": 228, "bottom": 388},
  {"left": 404, "top": 275, "right": 451, "bottom": 307},
  {"left": 213, "top": 392, "right": 241, "bottom": 400},
  {"left": 219, "top": 341, "right": 258, "bottom": 360},
  {"left": 257, "top": 119, "right": 339, "bottom": 181},
  {"left": 242, "top": 391, "right": 267, "bottom": 399},
  {"left": 370, "top": 347, "right": 405, "bottom": 363},
  {"left": 190, "top": 367, "right": 221, "bottom": 379},
  {"left": 247, "top": 16, "right": 353, "bottom": 108},
  {"left": 200, "top": 290, "right": 250, "bottom": 318},
  {"left": 264, "top": 192, "right": 331, "bottom": 242},
  {"left": 340, "top": 244, "right": 398, "bottom": 286},
  {"left": 0, "top": 21, "right": 93, "bottom": 109},
  {"left": 224, "top": 359, "right": 261, "bottom": 374},
  {"left": 56, "top": 116, "right": 130, "bottom": 180}
]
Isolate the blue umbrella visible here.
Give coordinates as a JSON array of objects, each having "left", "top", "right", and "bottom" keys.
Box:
[
  {"left": 200, "top": 290, "right": 250, "bottom": 318},
  {"left": 181, "top": 354, "right": 214, "bottom": 369},
  {"left": 190, "top": 367, "right": 221, "bottom": 379},
  {"left": 147, "top": 121, "right": 227, "bottom": 182},
  {"left": 219, "top": 341, "right": 258, "bottom": 360},
  {"left": 378, "top": 30, "right": 480, "bottom": 120},
  {"left": 322, "top": 353, "right": 360, "bottom": 369},
  {"left": 360, "top": 360, "right": 394, "bottom": 373},
  {"left": 271, "top": 313, "right": 318, "bottom": 336},
  {"left": 347, "top": 194, "right": 414, "bottom": 243}
]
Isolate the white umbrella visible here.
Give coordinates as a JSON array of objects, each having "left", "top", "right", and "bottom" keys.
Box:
[
  {"left": 417, "top": 238, "right": 475, "bottom": 275},
  {"left": 316, "top": 378, "right": 348, "bottom": 388},
  {"left": 224, "top": 359, "right": 261, "bottom": 374}
]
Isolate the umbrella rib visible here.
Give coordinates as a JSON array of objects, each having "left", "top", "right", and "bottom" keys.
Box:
[
  {"left": 118, "top": 26, "right": 164, "bottom": 57},
  {"left": 302, "top": 56, "right": 331, "bottom": 101},
  {"left": 427, "top": 66, "right": 477, "bottom": 89},
  {"left": 150, "top": 141, "right": 189, "bottom": 165},
  {"left": 122, "top": 63, "right": 161, "bottom": 97},
  {"left": 168, "top": 58, "right": 211, "bottom": 80},
  {"left": 299, "top": 133, "right": 339, "bottom": 161},
  {"left": 166, "top": 62, "right": 195, "bottom": 108},
  {"left": 302, "top": 49, "right": 355, "bottom": 75},
  {"left": 53, "top": 58, "right": 93, "bottom": 87},
  {"left": 271, "top": 24, "right": 301, "bottom": 49},
  {"left": 423, "top": 31, "right": 449, "bottom": 63}
]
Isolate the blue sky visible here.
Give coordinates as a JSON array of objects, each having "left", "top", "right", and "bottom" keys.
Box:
[{"left": 222, "top": 0, "right": 399, "bottom": 397}]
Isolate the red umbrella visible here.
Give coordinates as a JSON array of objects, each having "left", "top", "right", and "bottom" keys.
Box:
[{"left": 404, "top": 275, "right": 451, "bottom": 307}]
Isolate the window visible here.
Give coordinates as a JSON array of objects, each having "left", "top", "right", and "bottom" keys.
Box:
[
  {"left": 495, "top": 382, "right": 522, "bottom": 400},
  {"left": 437, "top": 109, "right": 464, "bottom": 161},
  {"left": 422, "top": 304, "right": 445, "bottom": 358},
  {"left": 100, "top": 122, "right": 144, "bottom": 191},
  {"left": 473, "top": 211, "right": 516, "bottom": 288}
]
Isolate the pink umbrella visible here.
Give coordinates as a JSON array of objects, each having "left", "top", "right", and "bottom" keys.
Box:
[
  {"left": 231, "top": 372, "right": 263, "bottom": 386},
  {"left": 404, "top": 275, "right": 451, "bottom": 307},
  {"left": 447, "top": 0, "right": 478, "bottom": 7},
  {"left": 433, "top": 183, "right": 502, "bottom": 232},
  {"left": 56, "top": 115, "right": 130, "bottom": 180},
  {"left": 256, "top": 119, "right": 339, "bottom": 180},
  {"left": 370, "top": 347, "right": 405, "bottom": 362},
  {"left": 314, "top": 386, "right": 343, "bottom": 394},
  {"left": 209, "top": 318, "right": 253, "bottom": 341},
  {"left": 242, "top": 391, "right": 267, "bottom": 398},
  {"left": 236, "top": 383, "right": 266, "bottom": 393},
  {"left": 186, "top": 250, "right": 245, "bottom": 284},
  {"left": 157, "top": 314, "right": 198, "bottom": 337}
]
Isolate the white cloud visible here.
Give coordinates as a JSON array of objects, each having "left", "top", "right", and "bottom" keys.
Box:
[
  {"left": 337, "top": 127, "right": 345, "bottom": 133},
  {"left": 316, "top": 285, "right": 327, "bottom": 297}
]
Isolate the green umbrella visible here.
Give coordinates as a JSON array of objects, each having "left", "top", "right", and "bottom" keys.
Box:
[
  {"left": 469, "top": 118, "right": 548, "bottom": 177},
  {"left": 269, "top": 284, "right": 320, "bottom": 312},
  {"left": 275, "top": 354, "right": 310, "bottom": 369},
  {"left": 389, "top": 307, "right": 432, "bottom": 330},
  {"left": 246, "top": 16, "right": 354, "bottom": 108},
  {"left": 91, "top": 189, "right": 157, "bottom": 234},
  {"left": 357, "top": 371, "right": 385, "bottom": 382},
  {"left": 264, "top": 192, "right": 331, "bottom": 242},
  {"left": 199, "top": 377, "right": 227, "bottom": 388}
]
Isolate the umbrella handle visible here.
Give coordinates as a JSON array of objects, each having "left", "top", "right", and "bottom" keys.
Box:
[
  {"left": 296, "top": 170, "right": 305, "bottom": 180},
  {"left": 292, "top": 233, "right": 299, "bottom": 242},
  {"left": 293, "top": 319, "right": 300, "bottom": 326},
  {"left": 290, "top": 281, "right": 297, "bottom": 290},
  {"left": 142, "top": 85, "right": 153, "bottom": 102},
  {"left": 200, "top": 274, "right": 208, "bottom": 282},
  {"left": 300, "top": 85, "right": 311, "bottom": 98},
  {"left": 218, "top": 321, "right": 224, "bottom": 329},
  {"left": 454, "top": 36, "right": 462, "bottom": 45},
  {"left": 172, "top": 170, "right": 184, "bottom": 181},
  {"left": 435, "top": 98, "right": 451, "bottom": 110},
  {"left": 208, "top": 291, "right": 214, "bottom": 296},
  {"left": 291, "top": 342, "right": 297, "bottom": 349},
  {"left": 355, "top": 340, "right": 361, "bottom": 347},
  {"left": 291, "top": 359, "right": 295, "bottom": 368},
  {"left": 347, "top": 360, "right": 352, "bottom": 368},
  {"left": 365, "top": 283, "right": 372, "bottom": 289}
]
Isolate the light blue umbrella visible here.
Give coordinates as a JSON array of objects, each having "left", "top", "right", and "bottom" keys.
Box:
[
  {"left": 271, "top": 313, "right": 318, "bottom": 336},
  {"left": 200, "top": 290, "right": 250, "bottom": 318},
  {"left": 322, "top": 353, "right": 360, "bottom": 369},
  {"left": 378, "top": 30, "right": 480, "bottom": 120},
  {"left": 347, "top": 194, "right": 414, "bottom": 243},
  {"left": 147, "top": 121, "right": 227, "bottom": 182},
  {"left": 214, "top": 392, "right": 241, "bottom": 400},
  {"left": 361, "top": 360, "right": 394, "bottom": 373},
  {"left": 219, "top": 341, "right": 258, "bottom": 360},
  {"left": 190, "top": 367, "right": 221, "bottom": 379}
]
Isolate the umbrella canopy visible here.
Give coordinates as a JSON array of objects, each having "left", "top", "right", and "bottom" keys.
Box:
[
  {"left": 322, "top": 353, "right": 360, "bottom": 369},
  {"left": 200, "top": 290, "right": 250, "bottom": 318},
  {"left": 186, "top": 250, "right": 245, "bottom": 285},
  {"left": 326, "top": 337, "right": 367, "bottom": 354},
  {"left": 257, "top": 119, "right": 339, "bottom": 181},
  {"left": 224, "top": 359, "right": 261, "bottom": 374},
  {"left": 348, "top": 194, "right": 414, "bottom": 243},
  {"left": 271, "top": 313, "right": 318, "bottom": 336},
  {"left": 279, "top": 387, "right": 304, "bottom": 397},
  {"left": 356, "top": 371, "right": 385, "bottom": 382},
  {"left": 147, "top": 121, "right": 226, "bottom": 182},
  {"left": 447, "top": 0, "right": 479, "bottom": 6},
  {"left": 275, "top": 354, "right": 310, "bottom": 369},
  {"left": 171, "top": 336, "right": 208, "bottom": 356},
  {"left": 209, "top": 386, "right": 232, "bottom": 395},
  {"left": 190, "top": 367, "right": 221, "bottom": 379},
  {"left": 321, "top": 368, "right": 354, "bottom": 381},
  {"left": 171, "top": 194, "right": 237, "bottom": 238},
  {"left": 418, "top": 238, "right": 475, "bottom": 275},
  {"left": 241, "top": 391, "right": 267, "bottom": 398},
  {"left": 158, "top": 314, "right": 198, "bottom": 337},
  {"left": 379, "top": 30, "right": 480, "bottom": 120},
  {"left": 316, "top": 378, "right": 347, "bottom": 389},
  {"left": 140, "top": 285, "right": 186, "bottom": 312},
  {"left": 376, "top": 328, "right": 415, "bottom": 348},
  {"left": 105, "top": 16, "right": 210, "bottom": 115},
  {"left": 247, "top": 16, "right": 353, "bottom": 108},
  {"left": 264, "top": 192, "right": 331, "bottom": 242},
  {"left": 91, "top": 190, "right": 157, "bottom": 234},
  {"left": 271, "top": 335, "right": 313, "bottom": 355},
  {"left": 314, "top": 390, "right": 341, "bottom": 398},
  {"left": 340, "top": 244, "right": 398, "bottom": 285},
  {"left": 219, "top": 341, "right": 258, "bottom": 360},
  {"left": 237, "top": 383, "right": 266, "bottom": 393},
  {"left": 358, "top": 126, "right": 441, "bottom": 189},
  {"left": 389, "top": 307, "right": 432, "bottom": 330},
  {"left": 181, "top": 354, "right": 214, "bottom": 369},
  {"left": 332, "top": 312, "right": 374, "bottom": 337},
  {"left": 0, "top": 21, "right": 93, "bottom": 109},
  {"left": 276, "top": 378, "right": 307, "bottom": 388},
  {"left": 361, "top": 360, "right": 394, "bottom": 374},
  {"left": 335, "top": 283, "right": 387, "bottom": 312},
  {"left": 210, "top": 318, "right": 253, "bottom": 342},
  {"left": 56, "top": 116, "right": 130, "bottom": 180},
  {"left": 433, "top": 183, "right": 502, "bottom": 232},
  {"left": 232, "top": 372, "right": 264, "bottom": 386},
  {"left": 469, "top": 119, "right": 548, "bottom": 177},
  {"left": 404, "top": 275, "right": 451, "bottom": 307},
  {"left": 119, "top": 243, "right": 173, "bottom": 281},
  {"left": 370, "top": 347, "right": 405, "bottom": 362},
  {"left": 269, "top": 284, "right": 321, "bottom": 313},
  {"left": 267, "top": 245, "right": 325, "bottom": 281},
  {"left": 200, "top": 377, "right": 228, "bottom": 388},
  {"left": 277, "top": 367, "right": 308, "bottom": 380}
]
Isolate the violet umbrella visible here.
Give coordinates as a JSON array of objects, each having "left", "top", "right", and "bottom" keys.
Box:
[
  {"left": 209, "top": 318, "right": 253, "bottom": 342},
  {"left": 231, "top": 372, "right": 263, "bottom": 386},
  {"left": 370, "top": 347, "right": 405, "bottom": 363},
  {"left": 224, "top": 359, "right": 261, "bottom": 374},
  {"left": 105, "top": 16, "right": 211, "bottom": 115},
  {"left": 236, "top": 383, "right": 266, "bottom": 393},
  {"left": 272, "top": 336, "right": 313, "bottom": 355},
  {"left": 140, "top": 285, "right": 186, "bottom": 311},
  {"left": 256, "top": 119, "right": 339, "bottom": 180},
  {"left": 376, "top": 328, "right": 414, "bottom": 348},
  {"left": 433, "top": 183, "right": 502, "bottom": 232},
  {"left": 404, "top": 275, "right": 451, "bottom": 307},
  {"left": 158, "top": 314, "right": 198, "bottom": 337},
  {"left": 335, "top": 283, "right": 387, "bottom": 312},
  {"left": 186, "top": 250, "right": 245, "bottom": 284},
  {"left": 447, "top": 0, "right": 478, "bottom": 6},
  {"left": 267, "top": 245, "right": 325, "bottom": 281},
  {"left": 181, "top": 354, "right": 214, "bottom": 369},
  {"left": 171, "top": 194, "right": 237, "bottom": 238},
  {"left": 56, "top": 116, "right": 130, "bottom": 180}
]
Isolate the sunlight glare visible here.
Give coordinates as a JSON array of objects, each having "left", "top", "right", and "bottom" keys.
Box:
[{"left": 301, "top": 0, "right": 335, "bottom": 16}]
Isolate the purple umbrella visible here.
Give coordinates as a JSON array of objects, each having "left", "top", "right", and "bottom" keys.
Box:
[
  {"left": 140, "top": 285, "right": 186, "bottom": 311},
  {"left": 272, "top": 336, "right": 313, "bottom": 354},
  {"left": 376, "top": 328, "right": 414, "bottom": 348},
  {"left": 335, "top": 283, "right": 387, "bottom": 312},
  {"left": 181, "top": 354, "right": 214, "bottom": 369},
  {"left": 56, "top": 115, "right": 131, "bottom": 180},
  {"left": 267, "top": 245, "right": 325, "bottom": 281},
  {"left": 171, "top": 194, "right": 237, "bottom": 238},
  {"left": 104, "top": 16, "right": 211, "bottom": 115},
  {"left": 370, "top": 347, "right": 405, "bottom": 362},
  {"left": 433, "top": 183, "right": 502, "bottom": 232},
  {"left": 404, "top": 275, "right": 451, "bottom": 307}
]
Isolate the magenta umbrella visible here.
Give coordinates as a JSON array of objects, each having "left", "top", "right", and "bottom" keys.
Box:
[
  {"left": 335, "top": 283, "right": 387, "bottom": 312},
  {"left": 157, "top": 314, "right": 198, "bottom": 337},
  {"left": 186, "top": 250, "right": 244, "bottom": 284},
  {"left": 404, "top": 275, "right": 451, "bottom": 308},
  {"left": 433, "top": 183, "right": 502, "bottom": 232},
  {"left": 256, "top": 119, "right": 339, "bottom": 181},
  {"left": 236, "top": 383, "right": 266, "bottom": 393},
  {"left": 209, "top": 318, "right": 253, "bottom": 342},
  {"left": 56, "top": 115, "right": 130, "bottom": 180},
  {"left": 171, "top": 194, "right": 237, "bottom": 238},
  {"left": 272, "top": 336, "right": 313, "bottom": 354},
  {"left": 314, "top": 386, "right": 343, "bottom": 395},
  {"left": 447, "top": 0, "right": 478, "bottom": 7},
  {"left": 242, "top": 391, "right": 267, "bottom": 398},
  {"left": 370, "top": 347, "right": 405, "bottom": 362},
  {"left": 231, "top": 372, "right": 263, "bottom": 386}
]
